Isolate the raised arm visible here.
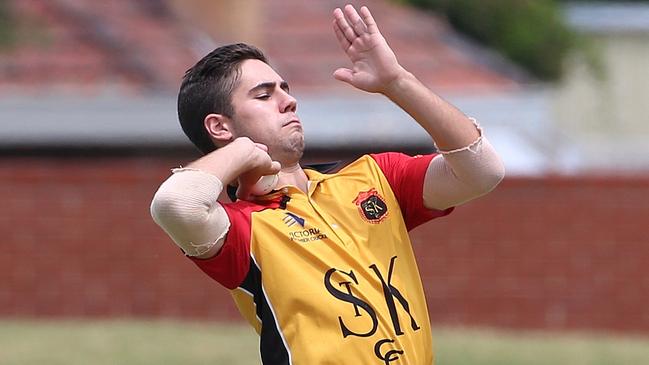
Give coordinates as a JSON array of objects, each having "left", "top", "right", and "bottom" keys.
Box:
[
  {"left": 332, "top": 5, "right": 504, "bottom": 209},
  {"left": 150, "top": 137, "right": 280, "bottom": 259}
]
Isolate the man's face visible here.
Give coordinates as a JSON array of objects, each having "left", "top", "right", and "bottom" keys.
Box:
[{"left": 228, "top": 59, "right": 304, "bottom": 165}]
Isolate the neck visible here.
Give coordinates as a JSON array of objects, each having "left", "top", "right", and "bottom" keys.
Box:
[{"left": 278, "top": 163, "right": 308, "bottom": 193}]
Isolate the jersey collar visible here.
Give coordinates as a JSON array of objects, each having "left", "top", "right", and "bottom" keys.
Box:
[{"left": 225, "top": 161, "right": 341, "bottom": 202}]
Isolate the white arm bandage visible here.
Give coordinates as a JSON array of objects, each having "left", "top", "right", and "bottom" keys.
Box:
[
  {"left": 150, "top": 169, "right": 230, "bottom": 257},
  {"left": 424, "top": 131, "right": 505, "bottom": 210}
]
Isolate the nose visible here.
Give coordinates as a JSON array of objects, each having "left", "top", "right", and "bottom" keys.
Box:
[{"left": 279, "top": 91, "right": 297, "bottom": 113}]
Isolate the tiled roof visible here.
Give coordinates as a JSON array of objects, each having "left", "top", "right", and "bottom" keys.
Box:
[
  {"left": 263, "top": 0, "right": 524, "bottom": 93},
  {"left": 0, "top": 0, "right": 198, "bottom": 93},
  {"left": 0, "top": 0, "right": 524, "bottom": 94}
]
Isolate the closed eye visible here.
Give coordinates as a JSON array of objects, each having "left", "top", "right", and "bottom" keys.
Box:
[{"left": 249, "top": 81, "right": 291, "bottom": 99}]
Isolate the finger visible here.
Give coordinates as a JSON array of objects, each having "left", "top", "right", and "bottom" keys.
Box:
[
  {"left": 268, "top": 161, "right": 282, "bottom": 175},
  {"left": 236, "top": 184, "right": 252, "bottom": 201},
  {"left": 344, "top": 4, "right": 367, "bottom": 36},
  {"left": 333, "top": 7, "right": 356, "bottom": 43},
  {"left": 360, "top": 6, "right": 379, "bottom": 34},
  {"left": 332, "top": 20, "right": 351, "bottom": 51},
  {"left": 333, "top": 68, "right": 354, "bottom": 85},
  {"left": 254, "top": 143, "right": 269, "bottom": 152}
]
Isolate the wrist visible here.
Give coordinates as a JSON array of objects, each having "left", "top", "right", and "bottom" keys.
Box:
[
  {"left": 186, "top": 138, "right": 253, "bottom": 184},
  {"left": 382, "top": 68, "right": 416, "bottom": 99}
]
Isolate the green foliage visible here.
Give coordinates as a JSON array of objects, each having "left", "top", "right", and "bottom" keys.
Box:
[
  {"left": 403, "top": 0, "right": 577, "bottom": 81},
  {"left": 563, "top": 0, "right": 649, "bottom": 2},
  {"left": 0, "top": 0, "right": 16, "bottom": 48}
]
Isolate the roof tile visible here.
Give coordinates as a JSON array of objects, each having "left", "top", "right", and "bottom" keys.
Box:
[{"left": 0, "top": 0, "right": 523, "bottom": 94}]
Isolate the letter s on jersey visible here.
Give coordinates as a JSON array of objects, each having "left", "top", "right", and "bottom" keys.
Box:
[{"left": 324, "top": 268, "right": 378, "bottom": 338}]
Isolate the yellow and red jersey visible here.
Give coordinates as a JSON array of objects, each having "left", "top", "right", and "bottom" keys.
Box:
[{"left": 191, "top": 152, "right": 453, "bottom": 364}]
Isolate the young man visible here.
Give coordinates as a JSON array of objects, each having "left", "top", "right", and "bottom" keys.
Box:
[{"left": 151, "top": 5, "right": 504, "bottom": 364}]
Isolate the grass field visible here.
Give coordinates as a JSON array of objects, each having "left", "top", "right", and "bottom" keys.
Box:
[{"left": 1, "top": 320, "right": 648, "bottom": 365}]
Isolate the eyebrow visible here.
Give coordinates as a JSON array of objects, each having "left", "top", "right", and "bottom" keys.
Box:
[{"left": 248, "top": 81, "right": 290, "bottom": 94}]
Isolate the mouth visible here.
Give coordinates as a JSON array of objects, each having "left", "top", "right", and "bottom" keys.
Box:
[{"left": 283, "top": 119, "right": 302, "bottom": 128}]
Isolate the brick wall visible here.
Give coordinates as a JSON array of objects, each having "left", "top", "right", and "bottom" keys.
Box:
[{"left": 2, "top": 157, "right": 648, "bottom": 333}]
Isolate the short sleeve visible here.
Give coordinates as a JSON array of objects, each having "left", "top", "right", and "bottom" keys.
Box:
[
  {"left": 189, "top": 202, "right": 255, "bottom": 289},
  {"left": 370, "top": 152, "right": 454, "bottom": 231}
]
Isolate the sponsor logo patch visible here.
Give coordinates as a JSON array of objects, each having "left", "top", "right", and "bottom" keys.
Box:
[
  {"left": 282, "top": 213, "right": 328, "bottom": 243},
  {"left": 283, "top": 212, "right": 305, "bottom": 227}
]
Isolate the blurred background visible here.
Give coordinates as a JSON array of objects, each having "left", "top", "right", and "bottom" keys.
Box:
[{"left": 1, "top": 0, "right": 648, "bottom": 364}]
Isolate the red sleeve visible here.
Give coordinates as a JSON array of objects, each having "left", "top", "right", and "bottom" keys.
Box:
[
  {"left": 188, "top": 202, "right": 257, "bottom": 289},
  {"left": 370, "top": 152, "right": 454, "bottom": 231}
]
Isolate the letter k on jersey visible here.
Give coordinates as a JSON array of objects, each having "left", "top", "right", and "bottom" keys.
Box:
[{"left": 324, "top": 256, "right": 419, "bottom": 361}]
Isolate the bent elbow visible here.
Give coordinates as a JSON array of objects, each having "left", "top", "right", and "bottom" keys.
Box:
[
  {"left": 480, "top": 156, "right": 505, "bottom": 193},
  {"left": 150, "top": 187, "right": 212, "bottom": 231},
  {"left": 150, "top": 189, "right": 176, "bottom": 227},
  {"left": 471, "top": 154, "right": 505, "bottom": 197},
  {"left": 150, "top": 188, "right": 187, "bottom": 229}
]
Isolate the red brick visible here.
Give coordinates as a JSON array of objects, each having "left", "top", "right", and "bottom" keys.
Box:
[{"left": 1, "top": 157, "right": 649, "bottom": 332}]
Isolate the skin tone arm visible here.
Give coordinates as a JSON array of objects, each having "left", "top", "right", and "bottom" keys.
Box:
[
  {"left": 187, "top": 137, "right": 281, "bottom": 200},
  {"left": 157, "top": 137, "right": 281, "bottom": 259},
  {"left": 333, "top": 5, "right": 504, "bottom": 211},
  {"left": 332, "top": 5, "right": 479, "bottom": 151},
  {"left": 153, "top": 5, "right": 500, "bottom": 261}
]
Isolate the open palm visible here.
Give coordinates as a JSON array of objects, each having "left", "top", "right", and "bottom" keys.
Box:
[{"left": 332, "top": 5, "right": 404, "bottom": 94}]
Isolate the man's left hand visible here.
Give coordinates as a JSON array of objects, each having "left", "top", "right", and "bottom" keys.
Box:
[{"left": 332, "top": 5, "right": 405, "bottom": 94}]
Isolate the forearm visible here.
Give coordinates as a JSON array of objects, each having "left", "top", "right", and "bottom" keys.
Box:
[
  {"left": 186, "top": 139, "right": 255, "bottom": 186},
  {"left": 381, "top": 71, "right": 504, "bottom": 208},
  {"left": 150, "top": 137, "right": 279, "bottom": 259},
  {"left": 150, "top": 139, "right": 254, "bottom": 258},
  {"left": 383, "top": 70, "right": 479, "bottom": 151}
]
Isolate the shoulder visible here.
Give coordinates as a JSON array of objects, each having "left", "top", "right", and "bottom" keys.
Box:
[{"left": 220, "top": 198, "right": 282, "bottom": 225}]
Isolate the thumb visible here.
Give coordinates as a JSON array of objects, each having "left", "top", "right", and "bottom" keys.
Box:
[
  {"left": 254, "top": 143, "right": 269, "bottom": 152},
  {"left": 333, "top": 68, "right": 354, "bottom": 85}
]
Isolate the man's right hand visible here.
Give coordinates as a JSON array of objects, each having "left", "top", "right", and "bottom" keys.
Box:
[
  {"left": 234, "top": 138, "right": 282, "bottom": 200},
  {"left": 186, "top": 137, "right": 281, "bottom": 201}
]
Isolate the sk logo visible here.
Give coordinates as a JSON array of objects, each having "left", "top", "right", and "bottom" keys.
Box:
[
  {"left": 353, "top": 188, "right": 388, "bottom": 223},
  {"left": 324, "top": 256, "right": 419, "bottom": 361}
]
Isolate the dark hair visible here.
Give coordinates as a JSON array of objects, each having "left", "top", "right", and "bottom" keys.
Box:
[{"left": 177, "top": 43, "right": 268, "bottom": 155}]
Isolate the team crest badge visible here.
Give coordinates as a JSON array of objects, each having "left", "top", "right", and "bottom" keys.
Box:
[{"left": 353, "top": 188, "right": 389, "bottom": 223}]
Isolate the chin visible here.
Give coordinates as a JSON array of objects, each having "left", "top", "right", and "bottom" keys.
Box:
[
  {"left": 288, "top": 146, "right": 305, "bottom": 162},
  {"left": 290, "top": 134, "right": 305, "bottom": 153},
  {"left": 279, "top": 141, "right": 305, "bottom": 164}
]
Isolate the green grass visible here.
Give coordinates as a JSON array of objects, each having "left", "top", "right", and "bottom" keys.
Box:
[
  {"left": 0, "top": 321, "right": 259, "bottom": 365},
  {"left": 435, "top": 327, "right": 649, "bottom": 365},
  {"left": 0, "top": 320, "right": 648, "bottom": 365}
]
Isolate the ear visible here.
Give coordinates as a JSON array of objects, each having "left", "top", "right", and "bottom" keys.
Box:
[{"left": 204, "top": 113, "right": 234, "bottom": 146}]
